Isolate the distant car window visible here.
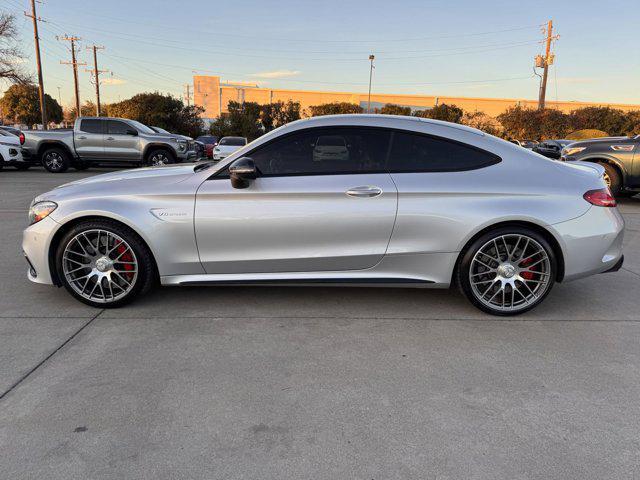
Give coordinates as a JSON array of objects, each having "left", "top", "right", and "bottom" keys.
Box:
[
  {"left": 248, "top": 127, "right": 390, "bottom": 176},
  {"left": 79, "top": 119, "right": 103, "bottom": 134},
  {"left": 107, "top": 120, "right": 132, "bottom": 135},
  {"left": 196, "top": 136, "right": 218, "bottom": 144},
  {"left": 219, "top": 137, "right": 247, "bottom": 146},
  {"left": 388, "top": 131, "right": 500, "bottom": 172},
  {"left": 126, "top": 120, "right": 155, "bottom": 135}
]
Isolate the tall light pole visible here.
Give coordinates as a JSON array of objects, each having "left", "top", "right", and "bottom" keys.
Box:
[{"left": 367, "top": 54, "right": 375, "bottom": 113}]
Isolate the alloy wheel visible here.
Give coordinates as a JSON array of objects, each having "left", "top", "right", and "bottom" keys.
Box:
[
  {"left": 469, "top": 234, "right": 552, "bottom": 313},
  {"left": 44, "top": 152, "right": 63, "bottom": 170},
  {"left": 62, "top": 229, "right": 138, "bottom": 303},
  {"left": 603, "top": 171, "right": 611, "bottom": 188},
  {"left": 150, "top": 152, "right": 169, "bottom": 166}
]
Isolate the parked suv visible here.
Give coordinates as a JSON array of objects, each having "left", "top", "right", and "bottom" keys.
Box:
[
  {"left": 561, "top": 135, "right": 639, "bottom": 196},
  {"left": 23, "top": 117, "right": 198, "bottom": 173}
]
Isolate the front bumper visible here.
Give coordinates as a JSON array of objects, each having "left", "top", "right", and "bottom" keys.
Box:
[
  {"left": 551, "top": 205, "right": 625, "bottom": 282},
  {"left": 22, "top": 215, "right": 60, "bottom": 285}
]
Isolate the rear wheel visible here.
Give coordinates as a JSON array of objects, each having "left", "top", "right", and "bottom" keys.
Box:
[
  {"left": 599, "top": 162, "right": 621, "bottom": 196},
  {"left": 42, "top": 147, "right": 70, "bottom": 173},
  {"left": 56, "top": 220, "right": 157, "bottom": 308},
  {"left": 458, "top": 227, "right": 556, "bottom": 316}
]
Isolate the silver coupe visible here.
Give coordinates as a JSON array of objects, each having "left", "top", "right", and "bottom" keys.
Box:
[{"left": 22, "top": 115, "right": 625, "bottom": 315}]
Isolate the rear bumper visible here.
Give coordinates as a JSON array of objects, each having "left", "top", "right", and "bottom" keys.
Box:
[{"left": 551, "top": 205, "right": 625, "bottom": 282}]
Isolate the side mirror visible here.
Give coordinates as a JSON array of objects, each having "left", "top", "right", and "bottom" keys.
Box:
[
  {"left": 126, "top": 129, "right": 138, "bottom": 136},
  {"left": 229, "top": 157, "right": 257, "bottom": 189}
]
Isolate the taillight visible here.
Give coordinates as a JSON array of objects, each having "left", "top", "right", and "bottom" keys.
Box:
[
  {"left": 584, "top": 188, "right": 616, "bottom": 207},
  {"left": 19, "top": 132, "right": 25, "bottom": 145}
]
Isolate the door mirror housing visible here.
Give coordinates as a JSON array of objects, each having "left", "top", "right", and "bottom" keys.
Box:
[
  {"left": 229, "top": 157, "right": 257, "bottom": 189},
  {"left": 126, "top": 129, "right": 138, "bottom": 136}
]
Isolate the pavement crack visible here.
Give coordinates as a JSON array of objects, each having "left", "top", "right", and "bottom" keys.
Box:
[{"left": 0, "top": 309, "right": 104, "bottom": 402}]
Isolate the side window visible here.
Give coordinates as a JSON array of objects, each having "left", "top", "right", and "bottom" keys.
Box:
[
  {"left": 388, "top": 131, "right": 500, "bottom": 172},
  {"left": 249, "top": 127, "right": 391, "bottom": 176},
  {"left": 79, "top": 119, "right": 102, "bottom": 134},
  {"left": 108, "top": 120, "right": 132, "bottom": 135}
]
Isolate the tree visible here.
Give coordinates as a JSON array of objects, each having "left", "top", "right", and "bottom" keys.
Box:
[
  {"left": 623, "top": 111, "right": 640, "bottom": 137},
  {"left": 65, "top": 101, "right": 99, "bottom": 122},
  {"left": 379, "top": 104, "right": 412, "bottom": 116},
  {"left": 461, "top": 111, "right": 501, "bottom": 136},
  {"left": 0, "top": 13, "right": 30, "bottom": 84},
  {"left": 568, "top": 107, "right": 627, "bottom": 136},
  {"left": 497, "top": 106, "right": 570, "bottom": 141},
  {"left": 210, "top": 101, "right": 262, "bottom": 140},
  {"left": 0, "top": 83, "right": 62, "bottom": 125},
  {"left": 414, "top": 103, "right": 464, "bottom": 123},
  {"left": 107, "top": 92, "right": 204, "bottom": 137},
  {"left": 260, "top": 100, "right": 301, "bottom": 132},
  {"left": 307, "top": 102, "right": 363, "bottom": 116}
]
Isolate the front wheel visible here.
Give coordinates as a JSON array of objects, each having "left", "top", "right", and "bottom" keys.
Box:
[
  {"left": 146, "top": 148, "right": 175, "bottom": 167},
  {"left": 457, "top": 227, "right": 556, "bottom": 316},
  {"left": 56, "top": 220, "right": 157, "bottom": 308},
  {"left": 599, "top": 162, "right": 621, "bottom": 196},
  {"left": 42, "top": 147, "right": 70, "bottom": 173}
]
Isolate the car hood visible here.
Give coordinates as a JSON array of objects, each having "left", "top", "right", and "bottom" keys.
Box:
[
  {"left": 569, "top": 136, "right": 630, "bottom": 147},
  {"left": 36, "top": 165, "right": 197, "bottom": 203}
]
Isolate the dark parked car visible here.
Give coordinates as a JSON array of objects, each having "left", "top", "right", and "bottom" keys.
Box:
[
  {"left": 533, "top": 139, "right": 573, "bottom": 159},
  {"left": 195, "top": 135, "right": 219, "bottom": 158},
  {"left": 561, "top": 135, "right": 640, "bottom": 196}
]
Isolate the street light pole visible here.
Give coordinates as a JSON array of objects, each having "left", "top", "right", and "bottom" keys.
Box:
[{"left": 367, "top": 54, "right": 375, "bottom": 113}]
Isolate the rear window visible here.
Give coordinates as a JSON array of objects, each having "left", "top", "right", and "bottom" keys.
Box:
[
  {"left": 388, "top": 131, "right": 500, "bottom": 172},
  {"left": 79, "top": 119, "right": 102, "bottom": 134},
  {"left": 316, "top": 135, "right": 346, "bottom": 147},
  {"left": 196, "top": 136, "right": 218, "bottom": 143},
  {"left": 219, "top": 137, "right": 246, "bottom": 146}
]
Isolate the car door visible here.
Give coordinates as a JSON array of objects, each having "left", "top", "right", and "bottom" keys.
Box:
[
  {"left": 74, "top": 119, "right": 104, "bottom": 159},
  {"left": 104, "top": 120, "right": 140, "bottom": 160},
  {"left": 194, "top": 127, "right": 398, "bottom": 274}
]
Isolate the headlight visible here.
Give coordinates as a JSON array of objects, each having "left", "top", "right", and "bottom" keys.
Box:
[
  {"left": 611, "top": 145, "right": 635, "bottom": 152},
  {"left": 28, "top": 201, "right": 57, "bottom": 225},
  {"left": 562, "top": 146, "right": 586, "bottom": 156}
]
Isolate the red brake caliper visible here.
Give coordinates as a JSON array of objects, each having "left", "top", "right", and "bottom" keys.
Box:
[
  {"left": 520, "top": 257, "right": 535, "bottom": 280},
  {"left": 116, "top": 244, "right": 134, "bottom": 281}
]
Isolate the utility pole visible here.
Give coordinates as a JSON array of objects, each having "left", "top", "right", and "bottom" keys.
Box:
[
  {"left": 58, "top": 36, "right": 85, "bottom": 118},
  {"left": 184, "top": 84, "right": 191, "bottom": 106},
  {"left": 367, "top": 54, "right": 375, "bottom": 114},
  {"left": 25, "top": 0, "right": 47, "bottom": 129},
  {"left": 85, "top": 45, "right": 108, "bottom": 116},
  {"left": 536, "top": 20, "right": 559, "bottom": 110},
  {"left": 56, "top": 86, "right": 61, "bottom": 105}
]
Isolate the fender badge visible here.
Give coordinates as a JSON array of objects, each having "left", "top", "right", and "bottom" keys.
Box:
[{"left": 150, "top": 208, "right": 189, "bottom": 222}]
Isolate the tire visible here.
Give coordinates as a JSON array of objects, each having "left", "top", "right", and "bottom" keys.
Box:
[
  {"left": 146, "top": 148, "right": 176, "bottom": 167},
  {"left": 42, "top": 147, "right": 70, "bottom": 173},
  {"left": 457, "top": 226, "right": 557, "bottom": 316},
  {"left": 55, "top": 219, "right": 157, "bottom": 308},
  {"left": 599, "top": 162, "right": 621, "bottom": 196}
]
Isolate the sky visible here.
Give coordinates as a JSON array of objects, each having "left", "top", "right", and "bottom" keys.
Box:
[{"left": 1, "top": 0, "right": 639, "bottom": 109}]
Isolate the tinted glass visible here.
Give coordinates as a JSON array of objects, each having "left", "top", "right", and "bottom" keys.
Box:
[
  {"left": 220, "top": 137, "right": 247, "bottom": 146},
  {"left": 196, "top": 136, "right": 218, "bottom": 143},
  {"left": 79, "top": 119, "right": 102, "bottom": 134},
  {"left": 249, "top": 127, "right": 390, "bottom": 175},
  {"left": 108, "top": 120, "right": 131, "bottom": 135},
  {"left": 388, "top": 131, "right": 499, "bottom": 172}
]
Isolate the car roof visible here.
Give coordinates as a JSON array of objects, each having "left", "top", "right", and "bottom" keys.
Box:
[{"left": 284, "top": 114, "right": 485, "bottom": 137}]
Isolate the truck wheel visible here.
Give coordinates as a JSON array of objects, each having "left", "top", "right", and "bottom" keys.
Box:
[
  {"left": 146, "top": 148, "right": 175, "bottom": 167},
  {"left": 599, "top": 162, "right": 621, "bottom": 196},
  {"left": 42, "top": 147, "right": 70, "bottom": 173}
]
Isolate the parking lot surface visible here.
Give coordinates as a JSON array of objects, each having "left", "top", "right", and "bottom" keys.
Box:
[{"left": 1, "top": 168, "right": 640, "bottom": 479}]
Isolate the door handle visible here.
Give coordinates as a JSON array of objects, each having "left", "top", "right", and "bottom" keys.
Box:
[
  {"left": 106, "top": 136, "right": 114, "bottom": 141},
  {"left": 77, "top": 135, "right": 87, "bottom": 140},
  {"left": 346, "top": 186, "right": 382, "bottom": 198}
]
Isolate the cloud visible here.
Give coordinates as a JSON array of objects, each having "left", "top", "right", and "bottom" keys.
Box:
[
  {"left": 249, "top": 70, "right": 301, "bottom": 79},
  {"left": 102, "top": 77, "right": 126, "bottom": 86}
]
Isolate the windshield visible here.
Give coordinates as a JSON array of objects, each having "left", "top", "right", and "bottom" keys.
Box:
[
  {"left": 219, "top": 137, "right": 246, "bottom": 146},
  {"left": 126, "top": 120, "right": 156, "bottom": 135},
  {"left": 152, "top": 126, "right": 170, "bottom": 134}
]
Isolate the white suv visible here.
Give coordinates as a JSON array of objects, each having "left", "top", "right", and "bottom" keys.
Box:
[{"left": 0, "top": 128, "right": 28, "bottom": 170}]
